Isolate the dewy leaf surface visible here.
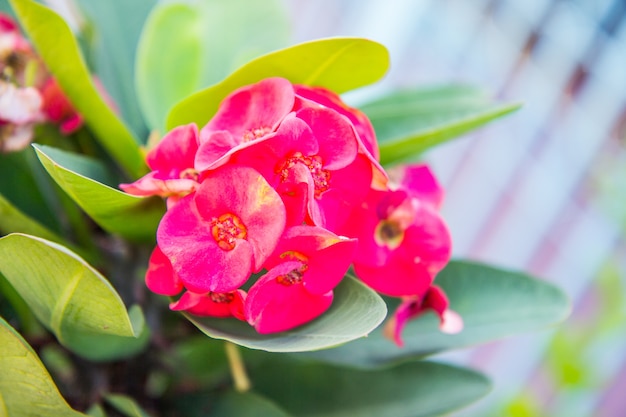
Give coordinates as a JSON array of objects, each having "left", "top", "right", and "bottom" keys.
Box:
[
  {"left": 250, "top": 357, "right": 491, "bottom": 417},
  {"left": 136, "top": 0, "right": 289, "bottom": 132},
  {"left": 0, "top": 317, "right": 86, "bottom": 417},
  {"left": 34, "top": 145, "right": 164, "bottom": 242},
  {"left": 0, "top": 234, "right": 149, "bottom": 361},
  {"left": 304, "top": 261, "right": 570, "bottom": 368},
  {"left": 185, "top": 274, "right": 387, "bottom": 352},
  {"left": 166, "top": 38, "right": 389, "bottom": 130},
  {"left": 9, "top": 0, "right": 145, "bottom": 177},
  {"left": 364, "top": 85, "right": 521, "bottom": 164}
]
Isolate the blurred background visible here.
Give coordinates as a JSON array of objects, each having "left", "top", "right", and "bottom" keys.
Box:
[
  {"left": 283, "top": 0, "right": 626, "bottom": 416},
  {"left": 40, "top": 0, "right": 626, "bottom": 415}
]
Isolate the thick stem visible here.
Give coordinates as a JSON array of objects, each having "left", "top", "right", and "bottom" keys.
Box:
[{"left": 224, "top": 341, "right": 251, "bottom": 392}]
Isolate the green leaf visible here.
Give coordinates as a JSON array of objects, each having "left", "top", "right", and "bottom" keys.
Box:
[
  {"left": 184, "top": 274, "right": 387, "bottom": 352},
  {"left": 76, "top": 0, "right": 157, "bottom": 139},
  {"left": 86, "top": 404, "right": 107, "bottom": 417},
  {"left": 173, "top": 390, "right": 292, "bottom": 417},
  {"left": 0, "top": 233, "right": 149, "bottom": 361},
  {"left": 34, "top": 144, "right": 164, "bottom": 242},
  {"left": 305, "top": 261, "right": 570, "bottom": 368},
  {"left": 105, "top": 394, "right": 151, "bottom": 417},
  {"left": 250, "top": 357, "right": 491, "bottom": 417},
  {"left": 0, "top": 148, "right": 62, "bottom": 233},
  {"left": 166, "top": 38, "right": 389, "bottom": 130},
  {"left": 9, "top": 0, "right": 145, "bottom": 177},
  {"left": 0, "top": 317, "right": 86, "bottom": 417},
  {"left": 136, "top": 0, "right": 289, "bottom": 132},
  {"left": 363, "top": 85, "right": 521, "bottom": 165},
  {"left": 0, "top": 192, "right": 64, "bottom": 244}
]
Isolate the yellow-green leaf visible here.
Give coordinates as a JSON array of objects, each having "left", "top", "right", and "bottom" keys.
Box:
[{"left": 0, "top": 234, "right": 149, "bottom": 361}]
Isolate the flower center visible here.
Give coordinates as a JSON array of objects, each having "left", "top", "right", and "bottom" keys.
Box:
[
  {"left": 374, "top": 220, "right": 404, "bottom": 249},
  {"left": 179, "top": 168, "right": 199, "bottom": 181},
  {"left": 277, "top": 151, "right": 331, "bottom": 198},
  {"left": 210, "top": 213, "right": 247, "bottom": 251},
  {"left": 209, "top": 291, "right": 235, "bottom": 304},
  {"left": 276, "top": 263, "right": 308, "bottom": 286},
  {"left": 242, "top": 126, "right": 272, "bottom": 142}
]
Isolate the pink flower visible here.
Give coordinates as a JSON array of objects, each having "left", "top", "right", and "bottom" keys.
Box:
[
  {"left": 120, "top": 123, "right": 200, "bottom": 204},
  {"left": 144, "top": 245, "right": 183, "bottom": 296},
  {"left": 294, "top": 84, "right": 379, "bottom": 161},
  {"left": 40, "top": 78, "right": 83, "bottom": 135},
  {"left": 195, "top": 77, "right": 295, "bottom": 170},
  {"left": 0, "top": 80, "right": 43, "bottom": 152},
  {"left": 157, "top": 165, "right": 286, "bottom": 293},
  {"left": 232, "top": 107, "right": 373, "bottom": 230},
  {"left": 384, "top": 286, "right": 463, "bottom": 347},
  {"left": 339, "top": 164, "right": 452, "bottom": 297},
  {"left": 170, "top": 289, "right": 246, "bottom": 320},
  {"left": 245, "top": 225, "right": 357, "bottom": 333}
]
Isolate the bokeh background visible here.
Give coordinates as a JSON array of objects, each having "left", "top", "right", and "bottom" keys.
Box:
[
  {"left": 40, "top": 0, "right": 626, "bottom": 415},
  {"left": 282, "top": 0, "right": 626, "bottom": 416}
]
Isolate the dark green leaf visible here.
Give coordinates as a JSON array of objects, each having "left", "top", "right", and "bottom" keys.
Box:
[
  {"left": 305, "top": 261, "right": 570, "bottom": 368},
  {"left": 0, "top": 317, "right": 87, "bottom": 416},
  {"left": 0, "top": 234, "right": 149, "bottom": 361},
  {"left": 136, "top": 0, "right": 289, "bottom": 132},
  {"left": 9, "top": 0, "right": 146, "bottom": 177},
  {"left": 362, "top": 85, "right": 521, "bottom": 164},
  {"left": 185, "top": 274, "right": 386, "bottom": 352},
  {"left": 34, "top": 145, "right": 164, "bottom": 242},
  {"left": 167, "top": 38, "right": 389, "bottom": 130},
  {"left": 211, "top": 391, "right": 292, "bottom": 417},
  {"left": 75, "top": 0, "right": 157, "bottom": 139},
  {"left": 250, "top": 357, "right": 491, "bottom": 417}
]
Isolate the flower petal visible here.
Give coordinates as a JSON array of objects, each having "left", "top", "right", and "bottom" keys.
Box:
[
  {"left": 245, "top": 261, "right": 333, "bottom": 333},
  {"left": 145, "top": 245, "right": 184, "bottom": 296}
]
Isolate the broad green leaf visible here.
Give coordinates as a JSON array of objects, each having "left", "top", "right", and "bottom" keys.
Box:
[
  {"left": 363, "top": 85, "right": 521, "bottom": 165},
  {"left": 172, "top": 390, "right": 292, "bottom": 417},
  {"left": 305, "top": 261, "right": 570, "bottom": 368},
  {"left": 167, "top": 38, "right": 389, "bottom": 130},
  {"left": 0, "top": 233, "right": 149, "bottom": 361},
  {"left": 0, "top": 317, "right": 86, "bottom": 417},
  {"left": 9, "top": 0, "right": 145, "bottom": 177},
  {"left": 250, "top": 357, "right": 491, "bottom": 417},
  {"left": 209, "top": 391, "right": 292, "bottom": 417},
  {"left": 136, "top": 0, "right": 289, "bottom": 132},
  {"left": 34, "top": 144, "right": 164, "bottom": 242},
  {"left": 76, "top": 0, "right": 157, "bottom": 139},
  {"left": 185, "top": 274, "right": 387, "bottom": 352},
  {"left": 105, "top": 394, "right": 151, "bottom": 417}
]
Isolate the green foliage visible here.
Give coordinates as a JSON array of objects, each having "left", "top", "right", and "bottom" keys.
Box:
[
  {"left": 304, "top": 261, "right": 570, "bottom": 367},
  {"left": 167, "top": 38, "right": 389, "bottom": 130},
  {"left": 185, "top": 274, "right": 387, "bottom": 352},
  {"left": 75, "top": 0, "right": 157, "bottom": 139},
  {"left": 105, "top": 394, "right": 152, "bottom": 417},
  {"left": 34, "top": 145, "right": 164, "bottom": 242},
  {"left": 9, "top": 0, "right": 145, "bottom": 177},
  {"left": 0, "top": 234, "right": 149, "bottom": 361},
  {"left": 0, "top": 317, "right": 86, "bottom": 417},
  {"left": 248, "top": 356, "right": 491, "bottom": 417},
  {"left": 136, "top": 0, "right": 289, "bottom": 132},
  {"left": 365, "top": 85, "right": 521, "bottom": 164}
]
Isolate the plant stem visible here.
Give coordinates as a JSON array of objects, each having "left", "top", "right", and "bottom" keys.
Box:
[{"left": 224, "top": 341, "right": 251, "bottom": 392}]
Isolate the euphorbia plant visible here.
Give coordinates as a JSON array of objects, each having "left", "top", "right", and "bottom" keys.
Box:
[{"left": 0, "top": 1, "right": 570, "bottom": 416}]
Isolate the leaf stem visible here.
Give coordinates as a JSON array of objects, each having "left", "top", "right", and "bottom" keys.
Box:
[{"left": 224, "top": 341, "right": 251, "bottom": 392}]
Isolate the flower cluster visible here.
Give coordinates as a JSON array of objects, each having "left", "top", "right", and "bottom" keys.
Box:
[
  {"left": 0, "top": 13, "right": 82, "bottom": 152},
  {"left": 123, "top": 77, "right": 461, "bottom": 343}
]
